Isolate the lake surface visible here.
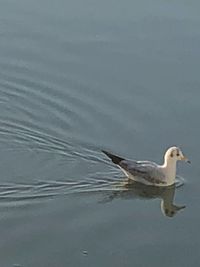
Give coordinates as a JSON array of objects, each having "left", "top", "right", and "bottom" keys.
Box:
[{"left": 0, "top": 0, "right": 200, "bottom": 266}]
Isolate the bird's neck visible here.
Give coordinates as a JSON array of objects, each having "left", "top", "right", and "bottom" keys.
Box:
[{"left": 162, "top": 158, "right": 177, "bottom": 185}]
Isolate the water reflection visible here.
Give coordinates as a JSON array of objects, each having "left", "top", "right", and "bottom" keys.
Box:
[{"left": 103, "top": 180, "right": 186, "bottom": 218}]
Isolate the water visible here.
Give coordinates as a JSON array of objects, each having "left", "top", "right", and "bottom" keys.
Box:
[{"left": 0, "top": 0, "right": 200, "bottom": 266}]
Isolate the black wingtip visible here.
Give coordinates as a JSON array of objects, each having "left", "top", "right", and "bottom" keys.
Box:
[{"left": 102, "top": 150, "right": 124, "bottom": 165}]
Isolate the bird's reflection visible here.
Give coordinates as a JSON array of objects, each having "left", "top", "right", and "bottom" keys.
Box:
[{"left": 102, "top": 179, "right": 186, "bottom": 218}]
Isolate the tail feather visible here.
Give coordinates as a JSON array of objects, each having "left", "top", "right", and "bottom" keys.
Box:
[{"left": 102, "top": 150, "right": 124, "bottom": 165}]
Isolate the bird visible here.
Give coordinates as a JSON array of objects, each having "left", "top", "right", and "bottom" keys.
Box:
[{"left": 102, "top": 146, "right": 190, "bottom": 186}]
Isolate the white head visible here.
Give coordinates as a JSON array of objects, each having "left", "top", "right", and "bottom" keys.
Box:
[{"left": 164, "top": 146, "right": 190, "bottom": 164}]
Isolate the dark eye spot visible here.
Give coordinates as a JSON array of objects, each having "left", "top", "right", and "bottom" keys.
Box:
[
  {"left": 177, "top": 153, "right": 180, "bottom": 157},
  {"left": 171, "top": 211, "right": 175, "bottom": 216},
  {"left": 170, "top": 153, "right": 173, "bottom": 158}
]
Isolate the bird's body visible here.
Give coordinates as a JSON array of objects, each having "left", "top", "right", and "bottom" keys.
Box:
[{"left": 102, "top": 147, "right": 190, "bottom": 187}]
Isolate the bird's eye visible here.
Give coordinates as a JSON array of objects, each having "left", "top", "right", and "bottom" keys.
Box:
[
  {"left": 177, "top": 153, "right": 180, "bottom": 157},
  {"left": 170, "top": 153, "right": 173, "bottom": 158}
]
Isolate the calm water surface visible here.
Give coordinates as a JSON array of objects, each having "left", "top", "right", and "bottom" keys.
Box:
[{"left": 0, "top": 0, "right": 200, "bottom": 266}]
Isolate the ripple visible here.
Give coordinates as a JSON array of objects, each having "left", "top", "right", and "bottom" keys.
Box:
[
  {"left": 175, "top": 175, "right": 185, "bottom": 188},
  {"left": 0, "top": 172, "right": 185, "bottom": 206},
  {"left": 0, "top": 176, "right": 121, "bottom": 204},
  {"left": 0, "top": 63, "right": 132, "bottom": 167},
  {"left": 0, "top": 58, "right": 145, "bottom": 147}
]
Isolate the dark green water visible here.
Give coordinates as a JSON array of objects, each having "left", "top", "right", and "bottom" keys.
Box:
[{"left": 0, "top": 0, "right": 200, "bottom": 266}]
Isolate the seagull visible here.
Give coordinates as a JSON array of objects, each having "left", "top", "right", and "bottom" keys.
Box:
[{"left": 102, "top": 146, "right": 190, "bottom": 186}]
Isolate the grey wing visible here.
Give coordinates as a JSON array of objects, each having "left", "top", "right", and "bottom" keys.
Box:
[{"left": 119, "top": 160, "right": 166, "bottom": 184}]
